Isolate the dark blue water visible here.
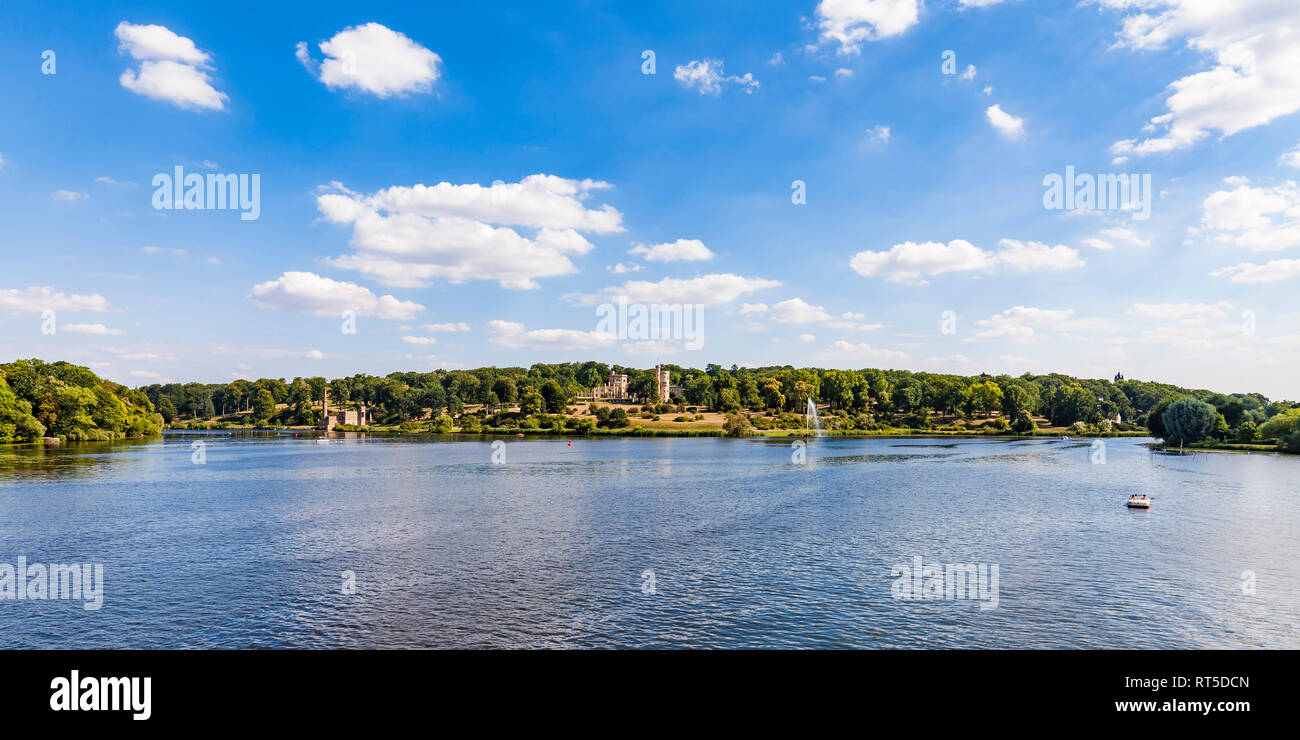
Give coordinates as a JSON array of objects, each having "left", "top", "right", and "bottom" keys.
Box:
[{"left": 1, "top": 433, "right": 1296, "bottom": 648}]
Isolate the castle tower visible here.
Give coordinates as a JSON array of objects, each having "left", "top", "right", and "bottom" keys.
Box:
[
  {"left": 319, "top": 386, "right": 330, "bottom": 430},
  {"left": 655, "top": 365, "right": 671, "bottom": 403}
]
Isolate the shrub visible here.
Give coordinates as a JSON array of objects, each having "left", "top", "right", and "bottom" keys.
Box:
[{"left": 723, "top": 412, "right": 753, "bottom": 437}]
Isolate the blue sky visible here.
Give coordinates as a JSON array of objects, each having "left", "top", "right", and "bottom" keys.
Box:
[{"left": 2, "top": 0, "right": 1298, "bottom": 399}]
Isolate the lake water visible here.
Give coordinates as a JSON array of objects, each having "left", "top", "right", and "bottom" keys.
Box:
[{"left": 1, "top": 433, "right": 1297, "bottom": 649}]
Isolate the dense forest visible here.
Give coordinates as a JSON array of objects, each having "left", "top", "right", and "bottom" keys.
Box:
[
  {"left": 0, "top": 359, "right": 162, "bottom": 443},
  {"left": 3, "top": 358, "right": 1298, "bottom": 451},
  {"left": 132, "top": 361, "right": 1299, "bottom": 450}
]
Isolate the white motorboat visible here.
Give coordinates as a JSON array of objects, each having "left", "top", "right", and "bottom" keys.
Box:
[{"left": 1126, "top": 496, "right": 1151, "bottom": 509}]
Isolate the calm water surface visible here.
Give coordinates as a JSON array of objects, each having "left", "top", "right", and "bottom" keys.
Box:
[{"left": 1, "top": 433, "right": 1297, "bottom": 648}]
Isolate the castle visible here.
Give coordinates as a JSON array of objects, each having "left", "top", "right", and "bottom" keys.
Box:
[
  {"left": 588, "top": 365, "right": 682, "bottom": 403},
  {"left": 317, "top": 387, "right": 370, "bottom": 431},
  {"left": 590, "top": 371, "right": 629, "bottom": 401}
]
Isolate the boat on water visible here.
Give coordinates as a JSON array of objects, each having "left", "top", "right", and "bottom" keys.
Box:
[{"left": 1126, "top": 495, "right": 1151, "bottom": 509}]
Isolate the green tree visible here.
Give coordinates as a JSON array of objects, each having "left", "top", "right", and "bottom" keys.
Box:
[
  {"left": 519, "top": 387, "right": 545, "bottom": 415},
  {"left": 539, "top": 380, "right": 567, "bottom": 414},
  {"left": 723, "top": 411, "right": 753, "bottom": 437},
  {"left": 1236, "top": 421, "right": 1261, "bottom": 443},
  {"left": 253, "top": 389, "right": 276, "bottom": 421},
  {"left": 1162, "top": 397, "right": 1218, "bottom": 445}
]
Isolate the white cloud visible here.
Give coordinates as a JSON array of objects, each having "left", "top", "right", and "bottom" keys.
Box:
[
  {"left": 115, "top": 22, "right": 208, "bottom": 63},
  {"left": 769, "top": 297, "right": 833, "bottom": 323},
  {"left": 51, "top": 190, "right": 88, "bottom": 202},
  {"left": 1083, "top": 238, "right": 1116, "bottom": 250},
  {"left": 674, "top": 59, "right": 758, "bottom": 95},
  {"left": 304, "top": 349, "right": 325, "bottom": 360},
  {"left": 985, "top": 104, "right": 1024, "bottom": 140},
  {"left": 486, "top": 320, "right": 616, "bottom": 351},
  {"left": 834, "top": 68, "right": 853, "bottom": 79},
  {"left": 62, "top": 323, "right": 123, "bottom": 336},
  {"left": 996, "top": 239, "right": 1084, "bottom": 272},
  {"left": 960, "top": 64, "right": 977, "bottom": 80},
  {"left": 1281, "top": 142, "right": 1300, "bottom": 168},
  {"left": 115, "top": 22, "right": 227, "bottom": 111},
  {"left": 1098, "top": 227, "right": 1151, "bottom": 247},
  {"left": 769, "top": 52, "right": 785, "bottom": 66},
  {"left": 850, "top": 238, "right": 1084, "bottom": 284},
  {"left": 128, "top": 370, "right": 170, "bottom": 382},
  {"left": 1128, "top": 301, "right": 1232, "bottom": 321},
  {"left": 812, "top": 340, "right": 911, "bottom": 365},
  {"left": 972, "top": 306, "right": 1075, "bottom": 340},
  {"left": 297, "top": 23, "right": 442, "bottom": 98},
  {"left": 849, "top": 239, "right": 993, "bottom": 285},
  {"left": 1210, "top": 259, "right": 1300, "bottom": 283},
  {"left": 1195, "top": 180, "right": 1300, "bottom": 251},
  {"left": 815, "top": 0, "right": 921, "bottom": 54},
  {"left": 572, "top": 273, "right": 780, "bottom": 306},
  {"left": 0, "top": 286, "right": 112, "bottom": 314},
  {"left": 316, "top": 175, "right": 622, "bottom": 289},
  {"left": 798, "top": 333, "right": 817, "bottom": 342},
  {"left": 629, "top": 238, "right": 715, "bottom": 263},
  {"left": 739, "top": 302, "right": 768, "bottom": 314},
  {"left": 607, "top": 262, "right": 642, "bottom": 274},
  {"left": 400, "top": 336, "right": 438, "bottom": 345},
  {"left": 866, "top": 124, "right": 891, "bottom": 143},
  {"left": 1106, "top": 0, "right": 1300, "bottom": 156},
  {"left": 248, "top": 271, "right": 423, "bottom": 320},
  {"left": 420, "top": 322, "right": 470, "bottom": 333}
]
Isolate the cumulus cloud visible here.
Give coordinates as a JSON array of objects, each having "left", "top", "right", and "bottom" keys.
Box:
[
  {"left": 570, "top": 273, "right": 780, "bottom": 307},
  {"left": 629, "top": 238, "right": 715, "bottom": 263},
  {"left": 972, "top": 306, "right": 1075, "bottom": 340},
  {"left": 1281, "top": 142, "right": 1300, "bottom": 168},
  {"left": 304, "top": 349, "right": 325, "bottom": 360},
  {"left": 316, "top": 175, "right": 622, "bottom": 289},
  {"left": 420, "top": 322, "right": 470, "bottom": 332},
  {"left": 769, "top": 297, "right": 833, "bottom": 323},
  {"left": 296, "top": 23, "right": 442, "bottom": 98},
  {"left": 985, "top": 104, "right": 1024, "bottom": 140},
  {"left": 115, "top": 22, "right": 227, "bottom": 111},
  {"left": 815, "top": 0, "right": 921, "bottom": 54},
  {"left": 486, "top": 320, "right": 616, "bottom": 351},
  {"left": 674, "top": 59, "right": 758, "bottom": 95},
  {"left": 849, "top": 238, "right": 1082, "bottom": 284},
  {"left": 1084, "top": 227, "right": 1152, "bottom": 251},
  {"left": 811, "top": 340, "right": 911, "bottom": 366},
  {"left": 51, "top": 190, "right": 88, "bottom": 202},
  {"left": 1195, "top": 179, "right": 1300, "bottom": 251},
  {"left": 1106, "top": 0, "right": 1300, "bottom": 156},
  {"left": 850, "top": 239, "right": 992, "bottom": 285},
  {"left": 400, "top": 336, "right": 438, "bottom": 345},
  {"left": 996, "top": 239, "right": 1085, "bottom": 272},
  {"left": 1211, "top": 258, "right": 1300, "bottom": 283},
  {"left": 0, "top": 286, "right": 112, "bottom": 314},
  {"left": 61, "top": 323, "right": 123, "bottom": 336},
  {"left": 248, "top": 271, "right": 423, "bottom": 320},
  {"left": 1128, "top": 301, "right": 1232, "bottom": 321}
]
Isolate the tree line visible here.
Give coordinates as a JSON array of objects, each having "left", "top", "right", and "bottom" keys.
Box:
[{"left": 2, "top": 357, "right": 1295, "bottom": 448}]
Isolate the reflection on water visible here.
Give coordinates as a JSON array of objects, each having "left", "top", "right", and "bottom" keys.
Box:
[{"left": 0, "top": 433, "right": 1297, "bottom": 648}]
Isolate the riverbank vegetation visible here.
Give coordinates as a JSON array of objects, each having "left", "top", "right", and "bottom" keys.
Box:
[
  {"left": 0, "top": 359, "right": 162, "bottom": 443},
  {"left": 125, "top": 361, "right": 1298, "bottom": 451}
]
